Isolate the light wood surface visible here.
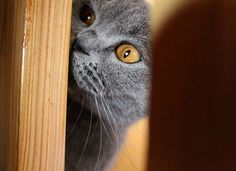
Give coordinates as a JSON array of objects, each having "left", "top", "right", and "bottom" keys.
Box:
[
  {"left": 112, "top": 119, "right": 149, "bottom": 171},
  {"left": 0, "top": 0, "right": 72, "bottom": 170}
]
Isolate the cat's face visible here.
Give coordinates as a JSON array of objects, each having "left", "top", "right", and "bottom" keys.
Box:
[{"left": 69, "top": 0, "right": 151, "bottom": 126}]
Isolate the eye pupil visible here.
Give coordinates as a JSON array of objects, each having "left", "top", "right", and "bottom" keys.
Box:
[
  {"left": 87, "top": 16, "right": 91, "bottom": 20},
  {"left": 124, "top": 50, "right": 131, "bottom": 58}
]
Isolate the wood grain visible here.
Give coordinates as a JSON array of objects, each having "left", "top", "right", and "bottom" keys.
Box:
[
  {"left": 0, "top": 0, "right": 72, "bottom": 170},
  {"left": 149, "top": 0, "right": 236, "bottom": 170}
]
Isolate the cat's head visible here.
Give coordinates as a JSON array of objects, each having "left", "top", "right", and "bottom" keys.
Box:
[{"left": 69, "top": 0, "right": 151, "bottom": 126}]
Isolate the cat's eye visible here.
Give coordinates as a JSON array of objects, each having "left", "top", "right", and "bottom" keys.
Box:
[
  {"left": 116, "top": 44, "right": 140, "bottom": 64},
  {"left": 79, "top": 5, "right": 95, "bottom": 26}
]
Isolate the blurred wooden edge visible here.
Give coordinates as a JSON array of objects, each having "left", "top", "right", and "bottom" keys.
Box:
[
  {"left": 149, "top": 0, "right": 236, "bottom": 170},
  {"left": 0, "top": 0, "right": 72, "bottom": 170}
]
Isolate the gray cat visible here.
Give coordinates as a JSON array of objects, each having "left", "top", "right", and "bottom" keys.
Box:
[{"left": 66, "top": 0, "right": 151, "bottom": 170}]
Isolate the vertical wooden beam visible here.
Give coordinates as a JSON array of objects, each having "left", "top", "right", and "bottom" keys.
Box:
[
  {"left": 149, "top": 0, "right": 236, "bottom": 170},
  {"left": 0, "top": 0, "right": 72, "bottom": 170},
  {"left": 0, "top": 0, "right": 25, "bottom": 170}
]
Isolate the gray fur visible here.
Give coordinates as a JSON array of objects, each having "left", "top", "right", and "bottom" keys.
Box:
[{"left": 66, "top": 0, "right": 151, "bottom": 170}]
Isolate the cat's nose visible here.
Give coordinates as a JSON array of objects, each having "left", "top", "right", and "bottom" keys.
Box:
[
  {"left": 73, "top": 30, "right": 98, "bottom": 55},
  {"left": 72, "top": 40, "right": 90, "bottom": 55}
]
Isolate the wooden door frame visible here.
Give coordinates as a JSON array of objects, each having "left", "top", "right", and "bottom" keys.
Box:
[{"left": 0, "top": 0, "right": 72, "bottom": 170}]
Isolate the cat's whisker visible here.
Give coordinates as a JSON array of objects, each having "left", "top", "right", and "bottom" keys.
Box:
[
  {"left": 67, "top": 96, "right": 75, "bottom": 113},
  {"left": 94, "top": 96, "right": 113, "bottom": 144},
  {"left": 90, "top": 75, "right": 120, "bottom": 147},
  {"left": 100, "top": 97, "right": 118, "bottom": 143},
  {"left": 108, "top": 89, "right": 138, "bottom": 170},
  {"left": 88, "top": 78, "right": 103, "bottom": 96},
  {"left": 67, "top": 94, "right": 86, "bottom": 138},
  {"left": 101, "top": 95, "right": 121, "bottom": 153},
  {"left": 76, "top": 102, "right": 93, "bottom": 169},
  {"left": 94, "top": 97, "right": 103, "bottom": 171},
  {"left": 88, "top": 65, "right": 104, "bottom": 90}
]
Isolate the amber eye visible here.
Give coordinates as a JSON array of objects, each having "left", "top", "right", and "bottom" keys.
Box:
[
  {"left": 79, "top": 5, "right": 95, "bottom": 26},
  {"left": 116, "top": 44, "right": 140, "bottom": 64}
]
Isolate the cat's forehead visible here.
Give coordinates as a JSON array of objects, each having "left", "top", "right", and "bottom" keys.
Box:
[
  {"left": 93, "top": 0, "right": 150, "bottom": 40},
  {"left": 78, "top": 0, "right": 149, "bottom": 27},
  {"left": 95, "top": 0, "right": 148, "bottom": 17}
]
